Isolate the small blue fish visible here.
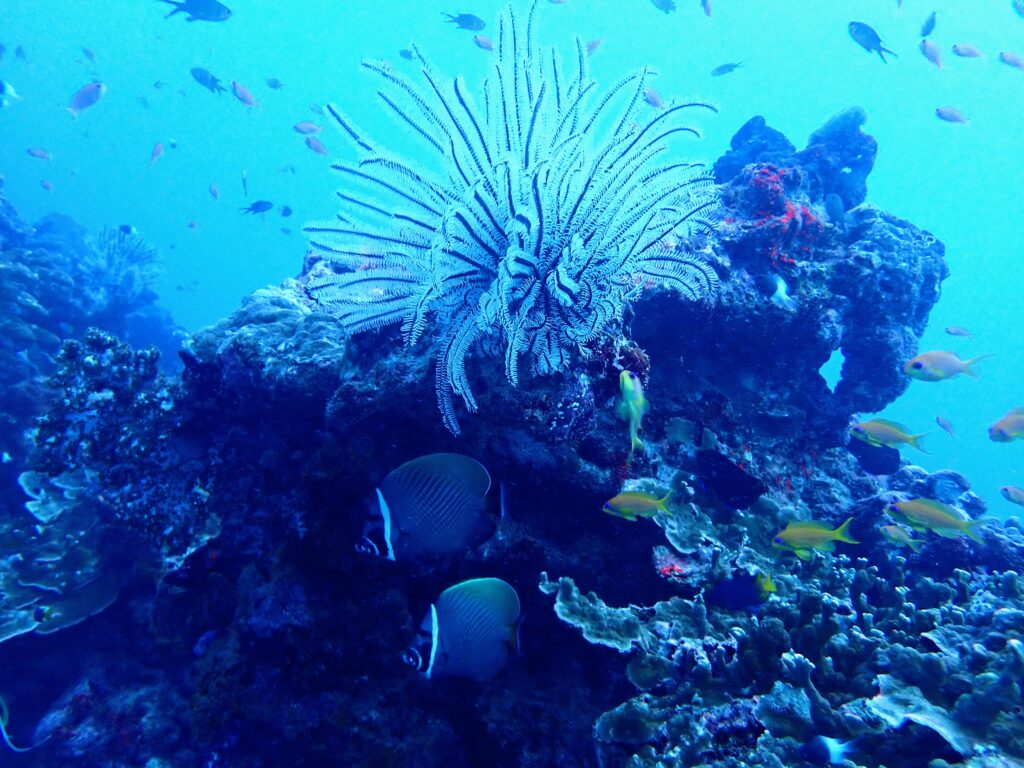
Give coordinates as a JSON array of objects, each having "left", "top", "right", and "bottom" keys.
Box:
[{"left": 443, "top": 12, "right": 485, "bottom": 31}]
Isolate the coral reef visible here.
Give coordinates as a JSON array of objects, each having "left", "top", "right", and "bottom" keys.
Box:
[{"left": 4, "top": 45, "right": 1015, "bottom": 768}]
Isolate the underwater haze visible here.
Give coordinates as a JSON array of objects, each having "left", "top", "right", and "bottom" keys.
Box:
[{"left": 2, "top": 0, "right": 1024, "bottom": 766}]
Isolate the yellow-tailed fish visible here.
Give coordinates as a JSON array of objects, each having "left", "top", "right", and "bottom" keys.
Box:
[
  {"left": 886, "top": 499, "right": 984, "bottom": 542},
  {"left": 850, "top": 418, "right": 928, "bottom": 452},
  {"left": 1000, "top": 486, "right": 1024, "bottom": 507},
  {"left": 880, "top": 524, "right": 924, "bottom": 552},
  {"left": 772, "top": 517, "right": 858, "bottom": 561},
  {"left": 989, "top": 407, "right": 1024, "bottom": 442},
  {"left": 602, "top": 490, "right": 672, "bottom": 522},
  {"left": 757, "top": 572, "right": 777, "bottom": 595},
  {"left": 617, "top": 370, "right": 649, "bottom": 458},
  {"left": 903, "top": 351, "right": 992, "bottom": 381}
]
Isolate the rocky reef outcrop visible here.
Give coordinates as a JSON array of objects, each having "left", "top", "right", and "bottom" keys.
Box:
[{"left": 4, "top": 106, "right": 1016, "bottom": 768}]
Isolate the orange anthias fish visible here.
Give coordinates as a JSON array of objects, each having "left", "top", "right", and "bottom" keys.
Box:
[
  {"left": 209, "top": 184, "right": 220, "bottom": 201},
  {"left": 935, "top": 416, "right": 956, "bottom": 438},
  {"left": 26, "top": 147, "right": 51, "bottom": 160},
  {"left": 149, "top": 142, "right": 164, "bottom": 166},
  {"left": 904, "top": 350, "right": 992, "bottom": 381},
  {"left": 952, "top": 43, "right": 983, "bottom": 58},
  {"left": 473, "top": 34, "right": 493, "bottom": 51},
  {"left": 69, "top": 81, "right": 105, "bottom": 116},
  {"left": 944, "top": 325, "right": 973, "bottom": 339},
  {"left": 305, "top": 136, "right": 329, "bottom": 156},
  {"left": 999, "top": 51, "right": 1024, "bottom": 71},
  {"left": 293, "top": 121, "right": 322, "bottom": 134},
  {"left": 585, "top": 38, "right": 603, "bottom": 56},
  {"left": 989, "top": 407, "right": 1024, "bottom": 442},
  {"left": 920, "top": 39, "right": 942, "bottom": 69},
  {"left": 1000, "top": 486, "right": 1024, "bottom": 507},
  {"left": 231, "top": 80, "right": 258, "bottom": 107}
]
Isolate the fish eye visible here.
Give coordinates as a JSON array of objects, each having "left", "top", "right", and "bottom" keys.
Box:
[
  {"left": 912, "top": 361, "right": 923, "bottom": 370},
  {"left": 852, "top": 426, "right": 862, "bottom": 433},
  {"left": 773, "top": 537, "right": 783, "bottom": 544},
  {"left": 401, "top": 649, "right": 422, "bottom": 670},
  {"left": 629, "top": 372, "right": 638, "bottom": 379}
]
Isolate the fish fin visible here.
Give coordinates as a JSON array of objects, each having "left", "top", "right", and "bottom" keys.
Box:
[
  {"left": 795, "top": 549, "right": 812, "bottom": 562},
  {"left": 833, "top": 516, "right": 859, "bottom": 544},
  {"left": 819, "top": 540, "right": 836, "bottom": 552},
  {"left": 963, "top": 354, "right": 994, "bottom": 377},
  {"left": 965, "top": 520, "right": 985, "bottom": 543},
  {"left": 499, "top": 481, "right": 508, "bottom": 525},
  {"left": 908, "top": 433, "right": 930, "bottom": 453},
  {"left": 908, "top": 538, "right": 923, "bottom": 552},
  {"left": 617, "top": 401, "right": 631, "bottom": 421},
  {"left": 1009, "top": 407, "right": 1024, "bottom": 416},
  {"left": 656, "top": 490, "right": 673, "bottom": 513}
]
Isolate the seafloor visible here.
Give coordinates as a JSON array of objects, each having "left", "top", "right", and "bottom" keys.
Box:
[{"left": 1, "top": 85, "right": 1023, "bottom": 768}]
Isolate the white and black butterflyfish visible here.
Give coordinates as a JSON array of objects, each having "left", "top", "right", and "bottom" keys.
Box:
[
  {"left": 356, "top": 453, "right": 499, "bottom": 561},
  {"left": 403, "top": 577, "right": 521, "bottom": 681}
]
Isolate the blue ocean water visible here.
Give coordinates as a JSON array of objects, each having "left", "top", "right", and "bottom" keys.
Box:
[{"left": 3, "top": 2, "right": 1024, "bottom": 766}]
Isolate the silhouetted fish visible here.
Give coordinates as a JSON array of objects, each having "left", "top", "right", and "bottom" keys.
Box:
[
  {"left": 651, "top": 0, "right": 677, "bottom": 12},
  {"left": 240, "top": 200, "right": 273, "bottom": 214},
  {"left": 160, "top": 0, "right": 232, "bottom": 22},
  {"left": 711, "top": 62, "right": 743, "bottom": 76},
  {"left": 190, "top": 67, "right": 226, "bottom": 94},
  {"left": 849, "top": 22, "right": 897, "bottom": 63},
  {"left": 405, "top": 578, "right": 520, "bottom": 680},
  {"left": 443, "top": 12, "right": 485, "bottom": 31},
  {"left": 920, "top": 11, "right": 937, "bottom": 37}
]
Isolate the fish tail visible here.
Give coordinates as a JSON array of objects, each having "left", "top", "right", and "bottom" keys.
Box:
[
  {"left": 833, "top": 516, "right": 859, "bottom": 544},
  {"left": 881, "top": 45, "right": 898, "bottom": 60},
  {"left": 908, "top": 433, "right": 930, "bottom": 453},
  {"left": 963, "top": 354, "right": 994, "bottom": 377},
  {"left": 656, "top": 490, "right": 673, "bottom": 513},
  {"left": 630, "top": 435, "right": 645, "bottom": 457},
  {"left": 965, "top": 519, "right": 985, "bottom": 543}
]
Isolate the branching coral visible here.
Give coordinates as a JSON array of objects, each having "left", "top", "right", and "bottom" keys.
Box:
[{"left": 306, "top": 2, "right": 719, "bottom": 433}]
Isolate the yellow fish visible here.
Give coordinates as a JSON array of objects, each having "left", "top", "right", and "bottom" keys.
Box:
[
  {"left": 903, "top": 351, "right": 992, "bottom": 381},
  {"left": 772, "top": 517, "right": 858, "bottom": 561},
  {"left": 617, "top": 370, "right": 649, "bottom": 458},
  {"left": 989, "top": 407, "right": 1024, "bottom": 442},
  {"left": 850, "top": 418, "right": 928, "bottom": 452},
  {"left": 757, "top": 571, "right": 777, "bottom": 595},
  {"left": 602, "top": 490, "right": 672, "bottom": 521},
  {"left": 880, "top": 524, "right": 924, "bottom": 552},
  {"left": 886, "top": 499, "right": 984, "bottom": 542},
  {"left": 1000, "top": 486, "right": 1024, "bottom": 507}
]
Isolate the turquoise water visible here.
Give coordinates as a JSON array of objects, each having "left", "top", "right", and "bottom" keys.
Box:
[{"left": 2, "top": 0, "right": 1021, "bottom": 513}]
